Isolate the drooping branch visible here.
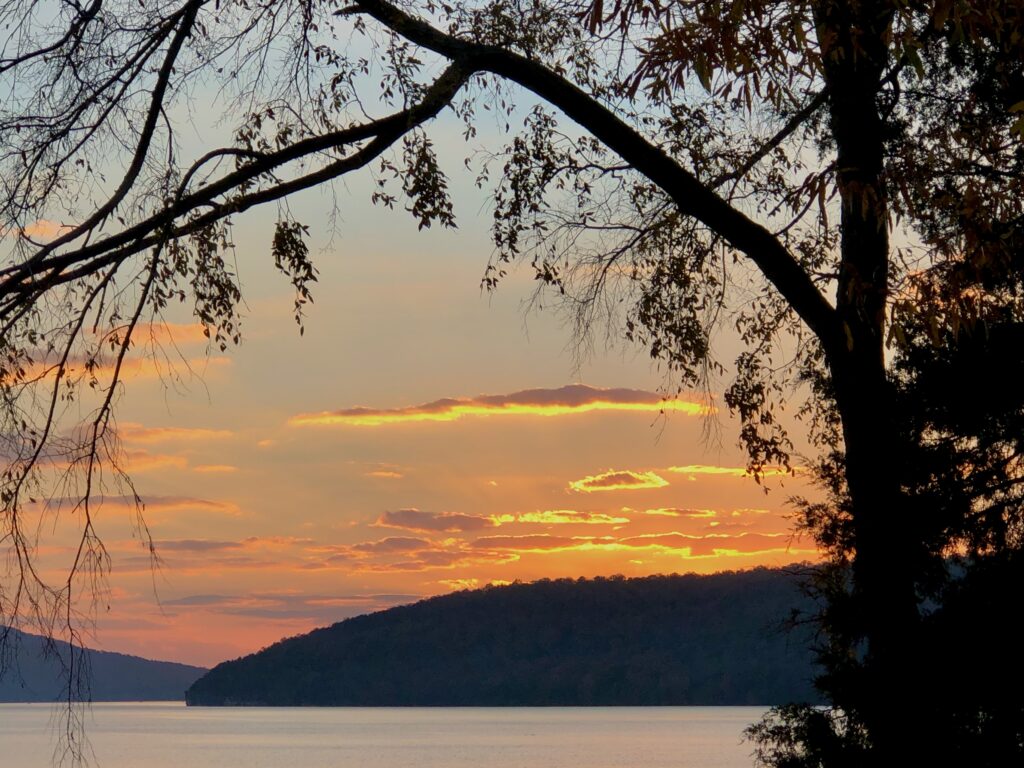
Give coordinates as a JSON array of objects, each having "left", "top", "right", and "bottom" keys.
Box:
[
  {"left": 0, "top": 62, "right": 473, "bottom": 320},
  {"left": 351, "top": 0, "right": 842, "bottom": 356},
  {"left": 22, "top": 0, "right": 207, "bottom": 267}
]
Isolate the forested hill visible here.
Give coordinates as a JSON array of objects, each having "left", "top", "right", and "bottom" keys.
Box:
[
  {"left": 186, "top": 568, "right": 820, "bottom": 706},
  {"left": 0, "top": 628, "right": 207, "bottom": 702}
]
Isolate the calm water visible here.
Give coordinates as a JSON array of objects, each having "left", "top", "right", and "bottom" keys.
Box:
[{"left": 0, "top": 703, "right": 765, "bottom": 768}]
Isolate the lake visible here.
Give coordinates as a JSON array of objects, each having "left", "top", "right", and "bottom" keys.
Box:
[{"left": 0, "top": 704, "right": 765, "bottom": 768}]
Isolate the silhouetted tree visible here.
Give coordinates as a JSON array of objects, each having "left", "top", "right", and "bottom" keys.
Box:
[
  {"left": 751, "top": 312, "right": 1024, "bottom": 766},
  {"left": 1, "top": 1, "right": 1022, "bottom": 763}
]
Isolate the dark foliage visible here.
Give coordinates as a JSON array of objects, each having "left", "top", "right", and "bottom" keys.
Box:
[
  {"left": 186, "top": 569, "right": 818, "bottom": 707},
  {"left": 753, "top": 317, "right": 1024, "bottom": 765}
]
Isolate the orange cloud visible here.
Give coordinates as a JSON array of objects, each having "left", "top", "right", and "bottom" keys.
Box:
[
  {"left": 350, "top": 548, "right": 520, "bottom": 573},
  {"left": 466, "top": 531, "right": 816, "bottom": 559},
  {"left": 21, "top": 354, "right": 231, "bottom": 384},
  {"left": 365, "top": 470, "right": 403, "bottom": 479},
  {"left": 43, "top": 494, "right": 238, "bottom": 515},
  {"left": 634, "top": 507, "right": 718, "bottom": 518},
  {"left": 492, "top": 510, "right": 631, "bottom": 525},
  {"left": 154, "top": 592, "right": 418, "bottom": 629},
  {"left": 119, "top": 423, "right": 233, "bottom": 444},
  {"left": 193, "top": 464, "right": 238, "bottom": 474},
  {"left": 150, "top": 539, "right": 245, "bottom": 552},
  {"left": 615, "top": 531, "right": 813, "bottom": 557},
  {"left": 351, "top": 537, "right": 432, "bottom": 553},
  {"left": 470, "top": 534, "right": 591, "bottom": 551},
  {"left": 289, "top": 384, "right": 710, "bottom": 427},
  {"left": 142, "top": 496, "right": 240, "bottom": 516},
  {"left": 2, "top": 219, "right": 73, "bottom": 240},
  {"left": 111, "top": 536, "right": 319, "bottom": 574},
  {"left": 124, "top": 451, "right": 188, "bottom": 473},
  {"left": 374, "top": 508, "right": 495, "bottom": 532},
  {"left": 89, "top": 322, "right": 210, "bottom": 348},
  {"left": 5, "top": 448, "right": 186, "bottom": 474},
  {"left": 569, "top": 469, "right": 669, "bottom": 493},
  {"left": 131, "top": 322, "right": 212, "bottom": 346},
  {"left": 666, "top": 464, "right": 793, "bottom": 477}
]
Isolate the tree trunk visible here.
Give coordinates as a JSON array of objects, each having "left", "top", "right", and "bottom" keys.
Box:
[{"left": 816, "top": 0, "right": 923, "bottom": 756}]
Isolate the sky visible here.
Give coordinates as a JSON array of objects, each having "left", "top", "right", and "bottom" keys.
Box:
[{"left": 19, "top": 114, "right": 819, "bottom": 669}]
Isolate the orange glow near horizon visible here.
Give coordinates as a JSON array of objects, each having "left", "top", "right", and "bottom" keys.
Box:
[{"left": 21, "top": 376, "right": 818, "bottom": 667}]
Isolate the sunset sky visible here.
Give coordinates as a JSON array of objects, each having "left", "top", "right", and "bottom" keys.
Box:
[{"left": 23, "top": 114, "right": 819, "bottom": 668}]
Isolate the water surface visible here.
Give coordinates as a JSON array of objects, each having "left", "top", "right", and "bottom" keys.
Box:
[{"left": 0, "top": 703, "right": 764, "bottom": 768}]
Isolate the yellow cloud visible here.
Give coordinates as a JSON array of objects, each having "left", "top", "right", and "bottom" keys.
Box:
[
  {"left": 470, "top": 534, "right": 594, "bottom": 551},
  {"left": 491, "top": 509, "right": 631, "bottom": 525},
  {"left": 439, "top": 578, "right": 480, "bottom": 591},
  {"left": 636, "top": 507, "right": 718, "bottom": 518},
  {"left": 569, "top": 469, "right": 669, "bottom": 493},
  {"left": 289, "top": 384, "right": 711, "bottom": 427},
  {"left": 466, "top": 531, "right": 817, "bottom": 559},
  {"left": 666, "top": 464, "right": 794, "bottom": 477}
]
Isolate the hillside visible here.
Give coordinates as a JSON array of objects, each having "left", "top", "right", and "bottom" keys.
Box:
[
  {"left": 0, "top": 628, "right": 207, "bottom": 702},
  {"left": 187, "top": 568, "right": 820, "bottom": 706}
]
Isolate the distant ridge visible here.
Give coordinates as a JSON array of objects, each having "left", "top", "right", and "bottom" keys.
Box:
[
  {"left": 0, "top": 628, "right": 207, "bottom": 702},
  {"left": 187, "top": 568, "right": 820, "bottom": 706}
]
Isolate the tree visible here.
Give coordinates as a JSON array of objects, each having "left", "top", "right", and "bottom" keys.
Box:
[
  {"left": 1, "top": 0, "right": 1021, "bottom": 763},
  {"left": 750, "top": 309, "right": 1024, "bottom": 766}
]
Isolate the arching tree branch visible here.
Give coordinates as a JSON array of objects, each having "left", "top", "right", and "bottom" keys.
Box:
[{"left": 352, "top": 0, "right": 842, "bottom": 355}]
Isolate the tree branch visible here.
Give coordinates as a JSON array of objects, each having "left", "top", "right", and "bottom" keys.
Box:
[
  {"left": 352, "top": 0, "right": 842, "bottom": 354},
  {"left": 0, "top": 62, "right": 472, "bottom": 310}
]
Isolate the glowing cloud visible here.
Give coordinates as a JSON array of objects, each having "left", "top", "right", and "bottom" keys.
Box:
[
  {"left": 131, "top": 322, "right": 212, "bottom": 346},
  {"left": 375, "top": 508, "right": 495, "bottom": 532},
  {"left": 119, "top": 423, "right": 233, "bottom": 444},
  {"left": 194, "top": 464, "right": 238, "bottom": 474},
  {"left": 616, "top": 531, "right": 813, "bottom": 557},
  {"left": 569, "top": 469, "right": 669, "bottom": 493},
  {"left": 151, "top": 539, "right": 244, "bottom": 552},
  {"left": 2, "top": 219, "right": 73, "bottom": 241},
  {"left": 19, "top": 355, "right": 231, "bottom": 385},
  {"left": 44, "top": 494, "right": 238, "bottom": 515},
  {"left": 22, "top": 449, "right": 187, "bottom": 474},
  {"left": 466, "top": 531, "right": 816, "bottom": 558},
  {"left": 352, "top": 537, "right": 432, "bottom": 553},
  {"left": 352, "top": 549, "right": 520, "bottom": 573},
  {"left": 635, "top": 507, "right": 718, "bottom": 518},
  {"left": 491, "top": 510, "right": 631, "bottom": 525},
  {"left": 666, "top": 464, "right": 793, "bottom": 477},
  {"left": 470, "top": 534, "right": 584, "bottom": 551},
  {"left": 124, "top": 451, "right": 188, "bottom": 473},
  {"left": 289, "top": 384, "right": 710, "bottom": 427},
  {"left": 440, "top": 578, "right": 480, "bottom": 591}
]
